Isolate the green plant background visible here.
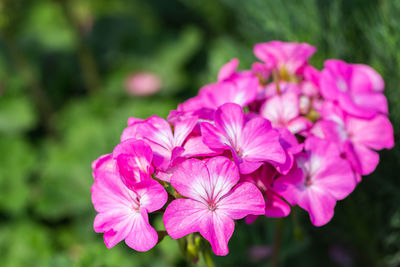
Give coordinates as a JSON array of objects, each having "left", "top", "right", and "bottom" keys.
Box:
[{"left": 0, "top": 0, "right": 399, "bottom": 266}]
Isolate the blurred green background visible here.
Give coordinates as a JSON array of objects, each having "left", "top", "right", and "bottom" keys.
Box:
[{"left": 0, "top": 0, "right": 399, "bottom": 266}]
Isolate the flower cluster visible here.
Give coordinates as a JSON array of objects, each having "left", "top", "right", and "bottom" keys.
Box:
[{"left": 91, "top": 41, "right": 394, "bottom": 256}]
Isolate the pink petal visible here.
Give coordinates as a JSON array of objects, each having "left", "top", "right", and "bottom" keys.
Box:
[
  {"left": 124, "top": 209, "right": 158, "bottom": 251},
  {"left": 182, "top": 136, "right": 221, "bottom": 157},
  {"left": 91, "top": 156, "right": 134, "bottom": 213},
  {"left": 204, "top": 157, "right": 240, "bottom": 202},
  {"left": 200, "top": 122, "right": 229, "bottom": 152},
  {"left": 337, "top": 92, "right": 376, "bottom": 118},
  {"left": 346, "top": 115, "right": 394, "bottom": 150},
  {"left": 241, "top": 117, "right": 286, "bottom": 165},
  {"left": 121, "top": 122, "right": 144, "bottom": 142},
  {"left": 218, "top": 58, "right": 239, "bottom": 81},
  {"left": 218, "top": 182, "right": 265, "bottom": 219},
  {"left": 170, "top": 159, "right": 211, "bottom": 204},
  {"left": 92, "top": 154, "right": 114, "bottom": 180},
  {"left": 173, "top": 116, "right": 198, "bottom": 147},
  {"left": 264, "top": 190, "right": 291, "bottom": 218},
  {"left": 254, "top": 41, "right": 316, "bottom": 74},
  {"left": 163, "top": 199, "right": 207, "bottom": 239},
  {"left": 237, "top": 161, "right": 264, "bottom": 175},
  {"left": 214, "top": 103, "right": 244, "bottom": 146},
  {"left": 102, "top": 221, "right": 132, "bottom": 249},
  {"left": 320, "top": 59, "right": 351, "bottom": 100},
  {"left": 351, "top": 64, "right": 384, "bottom": 92},
  {"left": 245, "top": 215, "right": 258, "bottom": 224},
  {"left": 273, "top": 167, "right": 305, "bottom": 206},
  {"left": 287, "top": 117, "right": 312, "bottom": 134},
  {"left": 113, "top": 139, "right": 154, "bottom": 188},
  {"left": 199, "top": 212, "right": 235, "bottom": 256},
  {"left": 142, "top": 116, "right": 174, "bottom": 149},
  {"left": 135, "top": 179, "right": 168, "bottom": 213},
  {"left": 298, "top": 187, "right": 336, "bottom": 227},
  {"left": 200, "top": 78, "right": 257, "bottom": 109},
  {"left": 311, "top": 120, "right": 347, "bottom": 144},
  {"left": 344, "top": 142, "right": 380, "bottom": 175},
  {"left": 312, "top": 156, "right": 356, "bottom": 200},
  {"left": 305, "top": 136, "right": 341, "bottom": 157},
  {"left": 351, "top": 92, "right": 388, "bottom": 114},
  {"left": 260, "top": 92, "right": 300, "bottom": 128}
]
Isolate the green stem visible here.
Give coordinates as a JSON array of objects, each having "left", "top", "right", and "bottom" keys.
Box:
[
  {"left": 271, "top": 218, "right": 284, "bottom": 267},
  {"left": 272, "top": 69, "right": 281, "bottom": 95},
  {"left": 202, "top": 247, "right": 215, "bottom": 267}
]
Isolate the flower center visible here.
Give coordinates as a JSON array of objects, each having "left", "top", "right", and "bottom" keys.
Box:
[
  {"left": 305, "top": 173, "right": 313, "bottom": 186},
  {"left": 208, "top": 201, "right": 217, "bottom": 211}
]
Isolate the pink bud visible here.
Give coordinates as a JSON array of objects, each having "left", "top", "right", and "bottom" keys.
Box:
[{"left": 125, "top": 72, "right": 162, "bottom": 96}]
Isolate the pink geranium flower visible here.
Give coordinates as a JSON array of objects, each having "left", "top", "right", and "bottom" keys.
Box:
[
  {"left": 91, "top": 154, "right": 167, "bottom": 251},
  {"left": 320, "top": 59, "right": 387, "bottom": 118},
  {"left": 254, "top": 41, "right": 316, "bottom": 77},
  {"left": 312, "top": 102, "right": 394, "bottom": 176},
  {"left": 260, "top": 91, "right": 312, "bottom": 134},
  {"left": 200, "top": 103, "right": 286, "bottom": 174},
  {"left": 121, "top": 116, "right": 195, "bottom": 168},
  {"left": 121, "top": 115, "right": 217, "bottom": 181},
  {"left": 274, "top": 137, "right": 357, "bottom": 226},
  {"left": 163, "top": 157, "right": 265, "bottom": 255}
]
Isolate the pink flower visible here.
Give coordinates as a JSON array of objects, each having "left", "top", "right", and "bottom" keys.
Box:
[
  {"left": 91, "top": 154, "right": 167, "bottom": 251},
  {"left": 312, "top": 103, "right": 394, "bottom": 176},
  {"left": 320, "top": 59, "right": 387, "bottom": 118},
  {"left": 163, "top": 157, "right": 265, "bottom": 255},
  {"left": 254, "top": 41, "right": 316, "bottom": 76},
  {"left": 274, "top": 137, "right": 357, "bottom": 226},
  {"left": 125, "top": 72, "right": 162, "bottom": 96},
  {"left": 113, "top": 139, "right": 154, "bottom": 189},
  {"left": 200, "top": 103, "right": 286, "bottom": 174},
  {"left": 121, "top": 116, "right": 193, "bottom": 167},
  {"left": 260, "top": 91, "right": 312, "bottom": 134}
]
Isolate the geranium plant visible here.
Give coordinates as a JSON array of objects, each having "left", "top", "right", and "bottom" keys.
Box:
[{"left": 91, "top": 41, "right": 394, "bottom": 265}]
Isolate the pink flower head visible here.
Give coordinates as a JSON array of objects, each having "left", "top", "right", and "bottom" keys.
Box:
[
  {"left": 163, "top": 157, "right": 265, "bottom": 255},
  {"left": 312, "top": 103, "right": 394, "bottom": 176},
  {"left": 241, "top": 164, "right": 291, "bottom": 223},
  {"left": 200, "top": 103, "right": 286, "bottom": 174},
  {"left": 91, "top": 154, "right": 167, "bottom": 251},
  {"left": 274, "top": 137, "right": 357, "bottom": 226},
  {"left": 320, "top": 59, "right": 387, "bottom": 118},
  {"left": 125, "top": 72, "right": 162, "bottom": 96},
  {"left": 254, "top": 41, "right": 316, "bottom": 77},
  {"left": 260, "top": 91, "right": 312, "bottom": 134}
]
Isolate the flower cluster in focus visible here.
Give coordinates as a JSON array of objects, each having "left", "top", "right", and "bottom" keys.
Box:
[{"left": 91, "top": 41, "right": 394, "bottom": 256}]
